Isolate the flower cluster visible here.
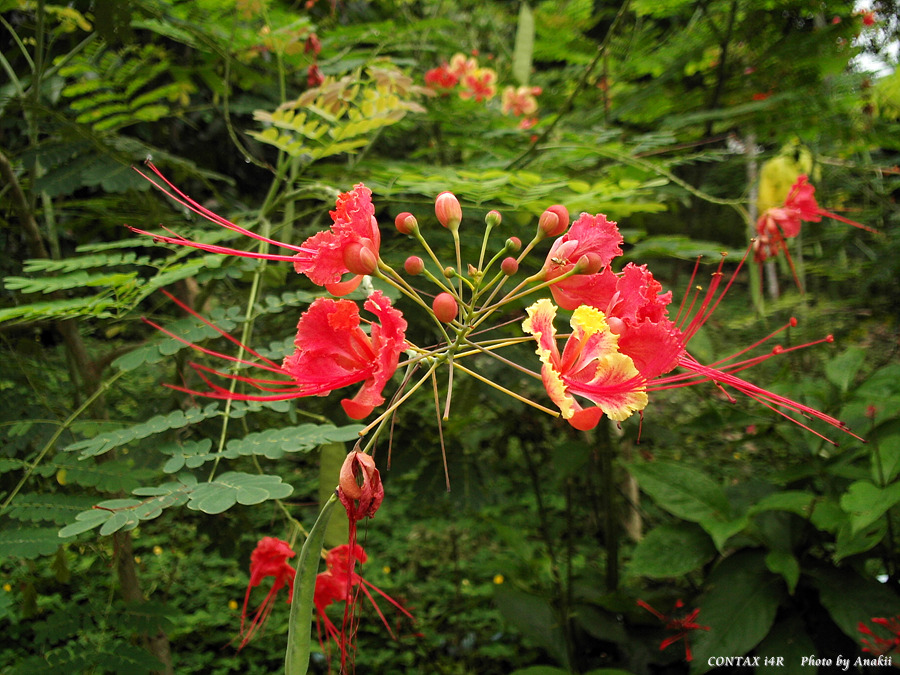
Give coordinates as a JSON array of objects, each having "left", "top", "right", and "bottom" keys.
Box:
[
  {"left": 135, "top": 162, "right": 862, "bottom": 446},
  {"left": 424, "top": 52, "right": 497, "bottom": 102},
  {"left": 133, "top": 162, "right": 872, "bottom": 668},
  {"left": 424, "top": 52, "right": 541, "bottom": 128}
]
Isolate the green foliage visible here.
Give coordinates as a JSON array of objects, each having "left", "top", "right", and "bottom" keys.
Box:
[
  {"left": 249, "top": 65, "right": 428, "bottom": 162},
  {"left": 2, "top": 0, "right": 899, "bottom": 672},
  {"left": 57, "top": 42, "right": 185, "bottom": 132}
]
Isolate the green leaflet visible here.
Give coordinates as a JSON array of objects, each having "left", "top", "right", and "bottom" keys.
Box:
[
  {"left": 57, "top": 472, "right": 294, "bottom": 537},
  {"left": 0, "top": 525, "right": 65, "bottom": 559},
  {"left": 63, "top": 404, "right": 222, "bottom": 458}
]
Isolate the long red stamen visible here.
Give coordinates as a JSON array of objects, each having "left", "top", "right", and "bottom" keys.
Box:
[
  {"left": 129, "top": 225, "right": 308, "bottom": 263},
  {"left": 135, "top": 163, "right": 314, "bottom": 256},
  {"left": 156, "top": 289, "right": 282, "bottom": 369}
]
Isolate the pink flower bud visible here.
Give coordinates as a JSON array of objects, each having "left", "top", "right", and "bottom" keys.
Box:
[
  {"left": 435, "top": 191, "right": 462, "bottom": 231},
  {"left": 575, "top": 252, "right": 603, "bottom": 275},
  {"left": 432, "top": 292, "right": 458, "bottom": 323},
  {"left": 500, "top": 257, "right": 519, "bottom": 276},
  {"left": 404, "top": 256, "right": 424, "bottom": 275},
  {"left": 394, "top": 212, "right": 418, "bottom": 235},
  {"left": 538, "top": 205, "right": 569, "bottom": 238},
  {"left": 342, "top": 240, "right": 377, "bottom": 275},
  {"left": 485, "top": 210, "right": 502, "bottom": 228},
  {"left": 506, "top": 236, "right": 522, "bottom": 252}
]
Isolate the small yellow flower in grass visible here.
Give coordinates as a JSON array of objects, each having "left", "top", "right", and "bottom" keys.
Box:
[
  {"left": 228, "top": 599, "right": 239, "bottom": 611},
  {"left": 3, "top": 583, "right": 12, "bottom": 592},
  {"left": 382, "top": 565, "right": 391, "bottom": 575},
  {"left": 493, "top": 574, "right": 504, "bottom": 585},
  {"left": 133, "top": 556, "right": 141, "bottom": 564},
  {"left": 153, "top": 545, "right": 163, "bottom": 556}
]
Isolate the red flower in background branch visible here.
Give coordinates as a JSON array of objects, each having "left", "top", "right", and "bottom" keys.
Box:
[
  {"left": 239, "top": 537, "right": 296, "bottom": 649},
  {"left": 859, "top": 616, "right": 900, "bottom": 656},
  {"left": 638, "top": 599, "right": 709, "bottom": 662},
  {"left": 146, "top": 290, "right": 406, "bottom": 420},
  {"left": 753, "top": 174, "right": 878, "bottom": 288}
]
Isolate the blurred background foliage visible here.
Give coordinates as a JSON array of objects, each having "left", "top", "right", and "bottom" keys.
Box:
[{"left": 1, "top": 0, "right": 899, "bottom": 673}]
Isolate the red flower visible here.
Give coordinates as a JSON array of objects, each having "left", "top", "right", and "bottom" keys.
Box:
[
  {"left": 524, "top": 215, "right": 862, "bottom": 443},
  {"left": 307, "top": 63, "right": 324, "bottom": 87},
  {"left": 859, "top": 616, "right": 900, "bottom": 656},
  {"left": 753, "top": 175, "right": 877, "bottom": 285},
  {"left": 130, "top": 164, "right": 381, "bottom": 296},
  {"left": 148, "top": 289, "right": 406, "bottom": 420},
  {"left": 638, "top": 599, "right": 709, "bottom": 662},
  {"left": 314, "top": 543, "right": 415, "bottom": 669},
  {"left": 459, "top": 68, "right": 497, "bottom": 102},
  {"left": 501, "top": 85, "right": 541, "bottom": 117},
  {"left": 424, "top": 63, "right": 458, "bottom": 90},
  {"left": 541, "top": 211, "right": 624, "bottom": 307},
  {"left": 239, "top": 537, "right": 296, "bottom": 649}
]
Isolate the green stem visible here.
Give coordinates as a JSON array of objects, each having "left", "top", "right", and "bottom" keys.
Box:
[
  {"left": 0, "top": 370, "right": 126, "bottom": 516},
  {"left": 285, "top": 493, "right": 339, "bottom": 675}
]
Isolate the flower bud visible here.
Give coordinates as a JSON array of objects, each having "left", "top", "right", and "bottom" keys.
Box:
[
  {"left": 505, "top": 236, "right": 522, "bottom": 252},
  {"left": 342, "top": 240, "right": 378, "bottom": 275},
  {"left": 432, "top": 293, "right": 458, "bottom": 323},
  {"left": 395, "top": 212, "right": 418, "bottom": 235},
  {"left": 500, "top": 257, "right": 519, "bottom": 276},
  {"left": 574, "top": 252, "right": 603, "bottom": 275},
  {"left": 485, "top": 210, "right": 502, "bottom": 228},
  {"left": 435, "top": 191, "right": 462, "bottom": 231},
  {"left": 443, "top": 266, "right": 455, "bottom": 279},
  {"left": 537, "top": 205, "right": 569, "bottom": 238},
  {"left": 404, "top": 256, "right": 424, "bottom": 275}
]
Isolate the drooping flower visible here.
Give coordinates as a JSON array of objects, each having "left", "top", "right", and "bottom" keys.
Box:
[
  {"left": 148, "top": 289, "right": 406, "bottom": 420},
  {"left": 459, "top": 68, "right": 497, "bottom": 102},
  {"left": 859, "top": 616, "right": 900, "bottom": 656},
  {"left": 525, "top": 215, "right": 861, "bottom": 442},
  {"left": 753, "top": 175, "right": 877, "bottom": 286},
  {"left": 337, "top": 450, "right": 384, "bottom": 523},
  {"left": 239, "top": 537, "right": 296, "bottom": 649},
  {"left": 314, "top": 543, "right": 415, "bottom": 668},
  {"left": 130, "top": 163, "right": 381, "bottom": 296},
  {"left": 637, "top": 599, "right": 709, "bottom": 662}
]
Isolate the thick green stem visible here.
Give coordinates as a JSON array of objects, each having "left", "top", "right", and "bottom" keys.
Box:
[{"left": 285, "top": 493, "right": 339, "bottom": 675}]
